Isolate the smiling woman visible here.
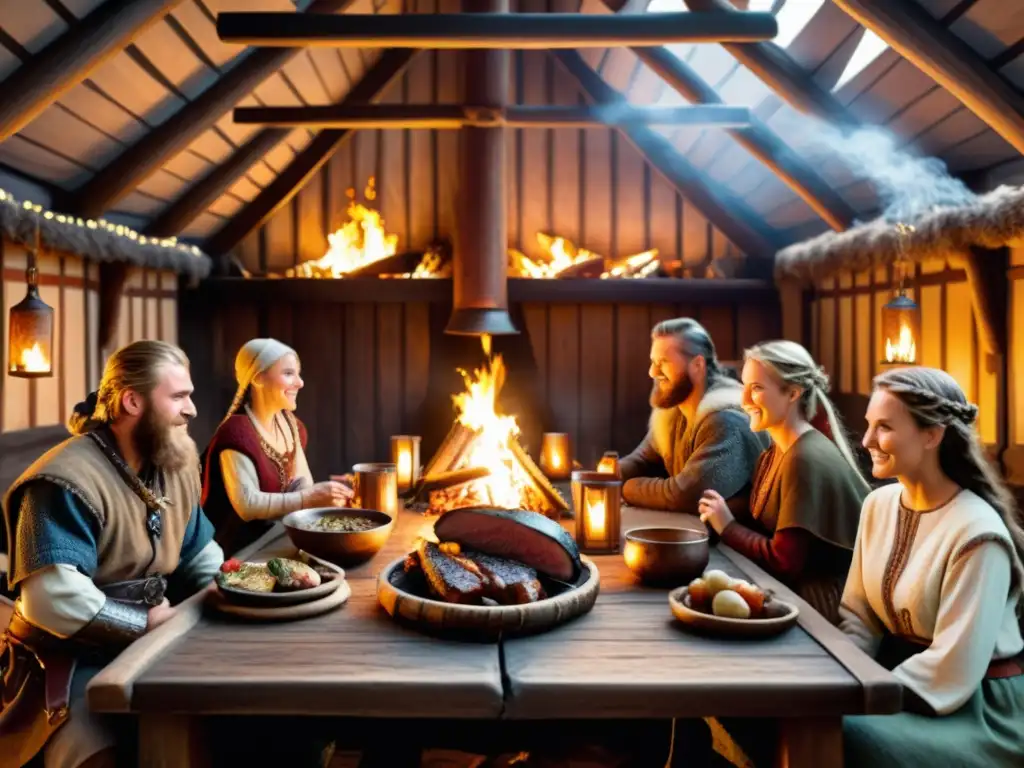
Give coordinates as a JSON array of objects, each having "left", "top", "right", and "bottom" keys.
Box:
[{"left": 200, "top": 337, "right": 353, "bottom": 555}]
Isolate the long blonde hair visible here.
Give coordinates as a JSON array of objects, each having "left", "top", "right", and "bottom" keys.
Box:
[
  {"left": 68, "top": 340, "right": 190, "bottom": 435},
  {"left": 874, "top": 366, "right": 1024, "bottom": 600},
  {"left": 744, "top": 340, "right": 870, "bottom": 492}
]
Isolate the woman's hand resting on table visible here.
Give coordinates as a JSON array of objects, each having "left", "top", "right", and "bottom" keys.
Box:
[
  {"left": 303, "top": 480, "right": 354, "bottom": 508},
  {"left": 698, "top": 489, "right": 735, "bottom": 534}
]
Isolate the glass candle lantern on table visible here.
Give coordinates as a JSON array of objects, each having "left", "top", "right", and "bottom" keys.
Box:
[
  {"left": 540, "top": 432, "right": 571, "bottom": 480},
  {"left": 390, "top": 435, "right": 421, "bottom": 493},
  {"left": 571, "top": 470, "right": 622, "bottom": 554},
  {"left": 353, "top": 462, "right": 398, "bottom": 518}
]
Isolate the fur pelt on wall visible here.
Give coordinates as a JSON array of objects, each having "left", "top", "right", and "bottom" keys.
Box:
[
  {"left": 0, "top": 193, "right": 213, "bottom": 279},
  {"left": 774, "top": 185, "right": 1024, "bottom": 285}
]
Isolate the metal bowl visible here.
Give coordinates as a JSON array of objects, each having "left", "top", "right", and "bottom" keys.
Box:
[
  {"left": 622, "top": 526, "right": 710, "bottom": 587},
  {"left": 281, "top": 508, "right": 395, "bottom": 567}
]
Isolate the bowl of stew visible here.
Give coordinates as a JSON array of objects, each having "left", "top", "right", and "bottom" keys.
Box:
[{"left": 281, "top": 507, "right": 395, "bottom": 567}]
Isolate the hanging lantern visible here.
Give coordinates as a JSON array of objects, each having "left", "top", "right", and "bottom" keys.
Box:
[
  {"left": 880, "top": 223, "right": 920, "bottom": 367},
  {"left": 8, "top": 222, "right": 54, "bottom": 378}
]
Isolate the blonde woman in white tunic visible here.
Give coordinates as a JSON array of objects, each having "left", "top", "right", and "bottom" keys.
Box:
[{"left": 840, "top": 367, "right": 1024, "bottom": 767}]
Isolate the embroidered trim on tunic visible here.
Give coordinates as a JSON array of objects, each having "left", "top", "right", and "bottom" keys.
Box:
[
  {"left": 882, "top": 504, "right": 922, "bottom": 637},
  {"left": 952, "top": 533, "right": 1013, "bottom": 565},
  {"left": 252, "top": 409, "right": 300, "bottom": 490}
]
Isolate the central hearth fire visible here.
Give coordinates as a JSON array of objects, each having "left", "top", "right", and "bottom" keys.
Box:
[
  {"left": 262, "top": 178, "right": 664, "bottom": 280},
  {"left": 416, "top": 334, "right": 568, "bottom": 519}
]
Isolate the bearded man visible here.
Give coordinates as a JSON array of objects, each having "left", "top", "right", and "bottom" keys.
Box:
[
  {"left": 0, "top": 340, "right": 223, "bottom": 768},
  {"left": 619, "top": 318, "right": 768, "bottom": 513}
]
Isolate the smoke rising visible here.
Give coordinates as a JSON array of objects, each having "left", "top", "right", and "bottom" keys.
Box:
[{"left": 777, "top": 115, "right": 978, "bottom": 223}]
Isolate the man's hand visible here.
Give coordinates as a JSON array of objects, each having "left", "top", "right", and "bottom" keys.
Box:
[{"left": 146, "top": 598, "right": 177, "bottom": 632}]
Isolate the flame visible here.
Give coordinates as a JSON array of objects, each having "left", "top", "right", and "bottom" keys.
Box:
[
  {"left": 885, "top": 323, "right": 917, "bottom": 363},
  {"left": 585, "top": 498, "right": 607, "bottom": 539},
  {"left": 15, "top": 343, "right": 48, "bottom": 373},
  {"left": 444, "top": 336, "right": 537, "bottom": 510},
  {"left": 601, "top": 249, "right": 659, "bottom": 279}
]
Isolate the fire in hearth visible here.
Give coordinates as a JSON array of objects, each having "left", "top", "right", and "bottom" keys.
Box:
[
  {"left": 421, "top": 334, "right": 568, "bottom": 518},
  {"left": 507, "top": 232, "right": 661, "bottom": 279}
]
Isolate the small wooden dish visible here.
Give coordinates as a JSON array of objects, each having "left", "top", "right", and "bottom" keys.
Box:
[
  {"left": 215, "top": 550, "right": 346, "bottom": 608},
  {"left": 377, "top": 556, "right": 600, "bottom": 640},
  {"left": 668, "top": 586, "right": 799, "bottom": 638},
  {"left": 209, "top": 579, "right": 351, "bottom": 622}
]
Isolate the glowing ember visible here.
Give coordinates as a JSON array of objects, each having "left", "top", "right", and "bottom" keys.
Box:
[
  {"left": 294, "top": 179, "right": 399, "bottom": 278},
  {"left": 14, "top": 343, "right": 49, "bottom": 373},
  {"left": 885, "top": 323, "right": 917, "bottom": 363},
  {"left": 509, "top": 233, "right": 597, "bottom": 278},
  {"left": 601, "top": 249, "right": 660, "bottom": 279}
]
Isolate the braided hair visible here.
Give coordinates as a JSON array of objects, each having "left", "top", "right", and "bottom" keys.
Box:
[
  {"left": 744, "top": 340, "right": 871, "bottom": 493},
  {"left": 651, "top": 318, "right": 728, "bottom": 385},
  {"left": 874, "top": 366, "right": 1024, "bottom": 600}
]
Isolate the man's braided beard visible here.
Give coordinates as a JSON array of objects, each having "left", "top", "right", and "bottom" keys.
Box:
[{"left": 133, "top": 402, "right": 199, "bottom": 473}]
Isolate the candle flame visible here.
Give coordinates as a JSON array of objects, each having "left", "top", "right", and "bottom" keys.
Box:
[
  {"left": 597, "top": 456, "right": 617, "bottom": 474},
  {"left": 586, "top": 498, "right": 607, "bottom": 540},
  {"left": 15, "top": 343, "right": 48, "bottom": 373},
  {"left": 397, "top": 449, "right": 412, "bottom": 484},
  {"left": 885, "top": 323, "right": 916, "bottom": 363}
]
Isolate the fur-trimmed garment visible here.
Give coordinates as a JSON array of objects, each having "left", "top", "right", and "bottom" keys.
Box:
[{"left": 618, "top": 378, "right": 769, "bottom": 512}]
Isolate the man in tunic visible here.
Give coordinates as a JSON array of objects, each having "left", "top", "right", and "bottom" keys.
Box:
[
  {"left": 0, "top": 340, "right": 223, "bottom": 768},
  {"left": 619, "top": 318, "right": 768, "bottom": 514}
]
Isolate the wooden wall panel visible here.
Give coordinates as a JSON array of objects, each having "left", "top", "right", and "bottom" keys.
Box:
[
  {"left": 1009, "top": 246, "right": 1024, "bottom": 485},
  {"left": 232, "top": 51, "right": 744, "bottom": 275},
  {"left": 181, "top": 294, "right": 778, "bottom": 480}
]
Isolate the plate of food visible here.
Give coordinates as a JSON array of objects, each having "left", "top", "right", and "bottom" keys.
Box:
[
  {"left": 668, "top": 568, "right": 798, "bottom": 638},
  {"left": 377, "top": 507, "right": 600, "bottom": 639},
  {"left": 214, "top": 551, "right": 344, "bottom": 607}
]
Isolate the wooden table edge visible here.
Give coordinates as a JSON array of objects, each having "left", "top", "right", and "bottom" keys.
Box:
[
  {"left": 718, "top": 544, "right": 903, "bottom": 715},
  {"left": 87, "top": 525, "right": 288, "bottom": 713}
]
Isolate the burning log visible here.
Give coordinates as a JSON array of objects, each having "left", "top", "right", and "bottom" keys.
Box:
[
  {"left": 345, "top": 250, "right": 425, "bottom": 277},
  {"left": 509, "top": 436, "right": 569, "bottom": 516},
  {"left": 601, "top": 249, "right": 661, "bottom": 279},
  {"left": 553, "top": 256, "right": 605, "bottom": 279},
  {"left": 418, "top": 466, "right": 492, "bottom": 494},
  {"left": 422, "top": 422, "right": 481, "bottom": 479}
]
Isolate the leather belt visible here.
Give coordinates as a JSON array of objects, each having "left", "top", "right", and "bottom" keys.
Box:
[{"left": 986, "top": 654, "right": 1024, "bottom": 680}]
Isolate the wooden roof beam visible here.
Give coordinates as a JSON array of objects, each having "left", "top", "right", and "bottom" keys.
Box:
[
  {"left": 68, "top": 0, "right": 357, "bottom": 220},
  {"left": 634, "top": 46, "right": 855, "bottom": 231},
  {"left": 204, "top": 48, "right": 418, "bottom": 259},
  {"left": 683, "top": 0, "right": 858, "bottom": 128},
  {"left": 231, "top": 103, "right": 755, "bottom": 128},
  {"left": 144, "top": 128, "right": 290, "bottom": 238},
  {"left": 215, "top": 10, "right": 778, "bottom": 47},
  {"left": 0, "top": 0, "right": 187, "bottom": 144},
  {"left": 833, "top": 0, "right": 1024, "bottom": 155},
  {"left": 553, "top": 49, "right": 779, "bottom": 258}
]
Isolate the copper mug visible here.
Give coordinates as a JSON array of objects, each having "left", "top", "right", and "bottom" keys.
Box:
[{"left": 351, "top": 462, "right": 399, "bottom": 518}]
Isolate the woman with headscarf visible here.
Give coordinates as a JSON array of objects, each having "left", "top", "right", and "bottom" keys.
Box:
[{"left": 202, "top": 338, "right": 351, "bottom": 554}]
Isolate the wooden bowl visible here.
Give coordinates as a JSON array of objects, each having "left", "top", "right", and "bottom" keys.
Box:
[
  {"left": 282, "top": 508, "right": 395, "bottom": 567},
  {"left": 668, "top": 586, "right": 799, "bottom": 638},
  {"left": 622, "top": 527, "right": 709, "bottom": 587},
  {"left": 376, "top": 556, "right": 600, "bottom": 640}
]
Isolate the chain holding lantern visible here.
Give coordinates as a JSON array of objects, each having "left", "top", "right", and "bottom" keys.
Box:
[
  {"left": 880, "top": 222, "right": 921, "bottom": 367},
  {"left": 8, "top": 216, "right": 55, "bottom": 378}
]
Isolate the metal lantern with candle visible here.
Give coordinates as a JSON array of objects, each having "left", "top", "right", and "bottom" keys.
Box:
[
  {"left": 8, "top": 221, "right": 54, "bottom": 378},
  {"left": 881, "top": 223, "right": 921, "bottom": 367},
  {"left": 571, "top": 470, "right": 622, "bottom": 554},
  {"left": 390, "top": 435, "right": 421, "bottom": 494},
  {"left": 597, "top": 451, "right": 620, "bottom": 476},
  {"left": 540, "top": 432, "right": 571, "bottom": 480}
]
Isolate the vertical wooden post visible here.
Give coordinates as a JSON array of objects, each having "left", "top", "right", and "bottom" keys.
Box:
[{"left": 446, "top": 0, "right": 517, "bottom": 335}]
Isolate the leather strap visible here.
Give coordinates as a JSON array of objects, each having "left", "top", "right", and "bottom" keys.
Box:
[
  {"left": 986, "top": 654, "right": 1024, "bottom": 680},
  {"left": 40, "top": 653, "right": 74, "bottom": 726}
]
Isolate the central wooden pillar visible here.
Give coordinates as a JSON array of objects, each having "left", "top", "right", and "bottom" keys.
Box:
[{"left": 446, "top": 0, "right": 518, "bottom": 335}]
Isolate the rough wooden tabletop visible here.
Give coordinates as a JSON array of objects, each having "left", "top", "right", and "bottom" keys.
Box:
[{"left": 89, "top": 504, "right": 901, "bottom": 721}]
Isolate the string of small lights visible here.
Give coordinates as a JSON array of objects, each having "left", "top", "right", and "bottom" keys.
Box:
[{"left": 0, "top": 187, "right": 211, "bottom": 273}]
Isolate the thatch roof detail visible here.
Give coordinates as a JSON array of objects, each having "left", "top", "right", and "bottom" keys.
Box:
[
  {"left": 774, "top": 185, "right": 1024, "bottom": 285},
  {"left": 0, "top": 191, "right": 213, "bottom": 279}
]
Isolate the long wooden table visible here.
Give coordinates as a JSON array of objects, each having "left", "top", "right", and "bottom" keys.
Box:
[{"left": 88, "top": 506, "right": 901, "bottom": 767}]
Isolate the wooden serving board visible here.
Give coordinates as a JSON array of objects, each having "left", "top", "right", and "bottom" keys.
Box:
[
  {"left": 207, "top": 578, "right": 351, "bottom": 622},
  {"left": 376, "top": 557, "right": 600, "bottom": 640}
]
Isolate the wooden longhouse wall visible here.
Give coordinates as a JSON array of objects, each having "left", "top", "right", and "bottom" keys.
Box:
[
  {"left": 230, "top": 34, "right": 745, "bottom": 275},
  {"left": 806, "top": 248, "right": 1024, "bottom": 491}
]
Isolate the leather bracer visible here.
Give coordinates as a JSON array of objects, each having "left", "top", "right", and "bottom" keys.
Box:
[{"left": 71, "top": 599, "right": 148, "bottom": 650}]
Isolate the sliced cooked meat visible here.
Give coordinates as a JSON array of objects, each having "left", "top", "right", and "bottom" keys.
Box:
[
  {"left": 433, "top": 508, "right": 582, "bottom": 581},
  {"left": 466, "top": 551, "right": 545, "bottom": 605},
  {"left": 416, "top": 539, "right": 485, "bottom": 604}
]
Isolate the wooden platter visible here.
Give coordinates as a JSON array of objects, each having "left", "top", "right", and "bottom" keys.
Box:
[
  {"left": 208, "top": 578, "right": 351, "bottom": 622},
  {"left": 376, "top": 556, "right": 600, "bottom": 640},
  {"left": 668, "top": 586, "right": 799, "bottom": 638}
]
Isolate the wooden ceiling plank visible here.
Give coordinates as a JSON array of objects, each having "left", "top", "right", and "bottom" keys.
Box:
[
  {"left": 553, "top": 49, "right": 780, "bottom": 258},
  {"left": 0, "top": 0, "right": 188, "bottom": 144},
  {"left": 635, "top": 46, "right": 856, "bottom": 231},
  {"left": 833, "top": 0, "right": 1024, "bottom": 155},
  {"left": 203, "top": 47, "right": 418, "bottom": 258},
  {"left": 683, "top": 0, "right": 859, "bottom": 128},
  {"left": 67, "top": 0, "right": 358, "bottom": 219}
]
